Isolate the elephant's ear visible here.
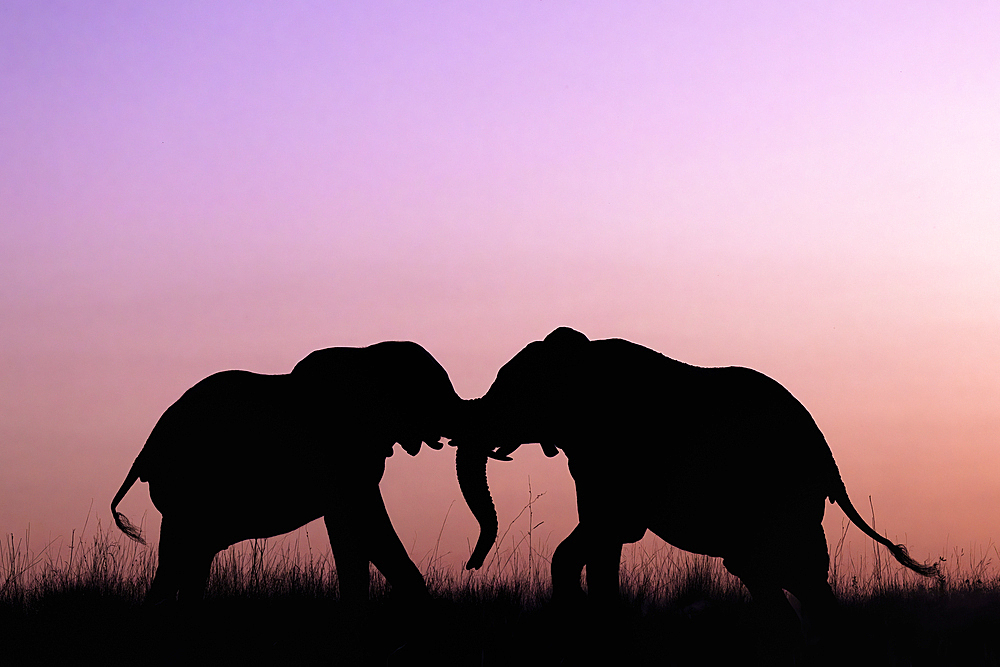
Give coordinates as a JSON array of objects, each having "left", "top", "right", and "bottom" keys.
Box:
[
  {"left": 398, "top": 439, "right": 423, "bottom": 456},
  {"left": 398, "top": 437, "right": 445, "bottom": 455},
  {"left": 539, "top": 327, "right": 589, "bottom": 391},
  {"left": 543, "top": 327, "right": 589, "bottom": 346}
]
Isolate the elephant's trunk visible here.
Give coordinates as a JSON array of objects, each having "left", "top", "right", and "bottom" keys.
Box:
[{"left": 456, "top": 440, "right": 497, "bottom": 570}]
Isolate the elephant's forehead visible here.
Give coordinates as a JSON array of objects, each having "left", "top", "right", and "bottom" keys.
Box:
[{"left": 495, "top": 341, "right": 557, "bottom": 378}]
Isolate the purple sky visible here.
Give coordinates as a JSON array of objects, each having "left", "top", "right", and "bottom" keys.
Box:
[{"left": 2, "top": 2, "right": 999, "bottom": 573}]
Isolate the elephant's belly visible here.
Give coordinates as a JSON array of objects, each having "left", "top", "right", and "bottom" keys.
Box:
[
  {"left": 647, "top": 519, "right": 730, "bottom": 558},
  {"left": 646, "top": 488, "right": 827, "bottom": 560},
  {"left": 151, "top": 477, "right": 328, "bottom": 545},
  {"left": 225, "top": 505, "right": 325, "bottom": 543}
]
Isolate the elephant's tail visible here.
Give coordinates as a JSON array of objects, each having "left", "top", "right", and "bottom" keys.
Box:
[
  {"left": 111, "top": 458, "right": 146, "bottom": 545},
  {"left": 830, "top": 480, "right": 940, "bottom": 580}
]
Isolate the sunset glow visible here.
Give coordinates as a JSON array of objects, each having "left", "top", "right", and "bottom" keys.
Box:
[{"left": 2, "top": 2, "right": 998, "bottom": 573}]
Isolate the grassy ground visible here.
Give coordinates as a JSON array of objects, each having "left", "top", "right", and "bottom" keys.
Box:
[{"left": 3, "top": 518, "right": 1000, "bottom": 666}]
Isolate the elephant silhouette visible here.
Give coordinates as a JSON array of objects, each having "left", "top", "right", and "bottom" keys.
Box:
[
  {"left": 457, "top": 327, "right": 938, "bottom": 627},
  {"left": 112, "top": 340, "right": 462, "bottom": 604}
]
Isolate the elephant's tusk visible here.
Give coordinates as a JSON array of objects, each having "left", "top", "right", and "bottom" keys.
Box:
[{"left": 493, "top": 442, "right": 523, "bottom": 459}]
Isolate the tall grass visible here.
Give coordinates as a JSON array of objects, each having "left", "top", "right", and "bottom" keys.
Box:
[
  {"left": 2, "top": 518, "right": 154, "bottom": 606},
  {"left": 2, "top": 508, "right": 993, "bottom": 610},
  {"left": 5, "top": 506, "right": 1000, "bottom": 666}
]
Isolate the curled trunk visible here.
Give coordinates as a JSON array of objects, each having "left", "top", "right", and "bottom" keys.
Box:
[{"left": 456, "top": 442, "right": 497, "bottom": 570}]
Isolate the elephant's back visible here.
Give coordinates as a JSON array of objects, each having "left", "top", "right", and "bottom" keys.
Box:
[
  {"left": 599, "top": 357, "right": 838, "bottom": 499},
  {"left": 668, "top": 365, "right": 838, "bottom": 503},
  {"left": 576, "top": 340, "right": 838, "bottom": 542},
  {"left": 292, "top": 341, "right": 457, "bottom": 401},
  {"left": 138, "top": 370, "right": 321, "bottom": 491}
]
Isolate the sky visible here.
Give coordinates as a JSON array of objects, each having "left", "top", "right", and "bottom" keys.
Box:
[{"left": 2, "top": 2, "right": 999, "bottom": 576}]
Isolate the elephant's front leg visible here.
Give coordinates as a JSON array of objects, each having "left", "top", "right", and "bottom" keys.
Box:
[
  {"left": 325, "top": 511, "right": 371, "bottom": 603},
  {"left": 551, "top": 524, "right": 588, "bottom": 604},
  {"left": 585, "top": 536, "right": 623, "bottom": 605},
  {"left": 327, "top": 485, "right": 427, "bottom": 603},
  {"left": 551, "top": 523, "right": 623, "bottom": 606},
  {"left": 364, "top": 488, "right": 428, "bottom": 600}
]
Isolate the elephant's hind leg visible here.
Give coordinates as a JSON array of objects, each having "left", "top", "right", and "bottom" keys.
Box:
[
  {"left": 146, "top": 517, "right": 217, "bottom": 605},
  {"left": 724, "top": 557, "right": 803, "bottom": 661},
  {"left": 146, "top": 517, "right": 184, "bottom": 604},
  {"left": 176, "top": 548, "right": 216, "bottom": 604},
  {"left": 146, "top": 563, "right": 179, "bottom": 605},
  {"left": 781, "top": 525, "right": 839, "bottom": 647}
]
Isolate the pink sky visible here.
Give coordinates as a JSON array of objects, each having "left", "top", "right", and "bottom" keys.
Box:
[{"left": 2, "top": 2, "right": 999, "bottom": 574}]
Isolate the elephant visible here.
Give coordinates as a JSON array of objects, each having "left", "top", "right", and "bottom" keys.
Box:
[
  {"left": 111, "top": 340, "right": 462, "bottom": 605},
  {"left": 457, "top": 327, "right": 938, "bottom": 627}
]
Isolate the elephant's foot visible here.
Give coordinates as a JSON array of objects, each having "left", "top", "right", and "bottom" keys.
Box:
[{"left": 550, "top": 584, "right": 587, "bottom": 610}]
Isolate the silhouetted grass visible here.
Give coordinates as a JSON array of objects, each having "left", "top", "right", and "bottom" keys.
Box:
[{"left": 4, "top": 510, "right": 1000, "bottom": 666}]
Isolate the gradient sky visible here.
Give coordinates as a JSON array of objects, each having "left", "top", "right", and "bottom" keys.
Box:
[{"left": 2, "top": 2, "right": 999, "bottom": 574}]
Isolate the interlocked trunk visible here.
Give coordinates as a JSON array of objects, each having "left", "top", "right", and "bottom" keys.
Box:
[{"left": 456, "top": 440, "right": 497, "bottom": 570}]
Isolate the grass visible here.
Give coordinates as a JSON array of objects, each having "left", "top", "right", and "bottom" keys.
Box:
[{"left": 4, "top": 505, "right": 1000, "bottom": 666}]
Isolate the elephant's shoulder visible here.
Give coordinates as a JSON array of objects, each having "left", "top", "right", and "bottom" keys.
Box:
[
  {"left": 291, "top": 341, "right": 439, "bottom": 377},
  {"left": 291, "top": 347, "right": 360, "bottom": 375},
  {"left": 364, "top": 340, "right": 430, "bottom": 356},
  {"left": 178, "top": 369, "right": 282, "bottom": 398},
  {"left": 594, "top": 339, "right": 698, "bottom": 374},
  {"left": 695, "top": 365, "right": 788, "bottom": 396}
]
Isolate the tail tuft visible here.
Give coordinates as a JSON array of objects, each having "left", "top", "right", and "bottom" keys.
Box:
[
  {"left": 832, "top": 483, "right": 941, "bottom": 581},
  {"left": 886, "top": 542, "right": 942, "bottom": 582},
  {"left": 111, "top": 457, "right": 146, "bottom": 544},
  {"left": 113, "top": 511, "right": 146, "bottom": 544}
]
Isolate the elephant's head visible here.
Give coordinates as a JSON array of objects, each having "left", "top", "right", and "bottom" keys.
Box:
[
  {"left": 369, "top": 341, "right": 472, "bottom": 458},
  {"left": 457, "top": 327, "right": 590, "bottom": 570},
  {"left": 370, "top": 341, "right": 465, "bottom": 455},
  {"left": 291, "top": 340, "right": 464, "bottom": 456}
]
